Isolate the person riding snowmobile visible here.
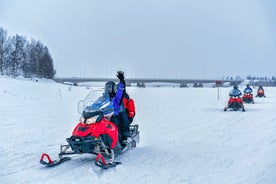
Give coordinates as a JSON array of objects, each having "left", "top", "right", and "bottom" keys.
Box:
[
  {"left": 106, "top": 71, "right": 125, "bottom": 116},
  {"left": 243, "top": 84, "right": 253, "bottom": 94},
  {"left": 103, "top": 72, "right": 136, "bottom": 146},
  {"left": 229, "top": 84, "right": 242, "bottom": 97},
  {"left": 242, "top": 84, "right": 254, "bottom": 104},
  {"left": 224, "top": 84, "right": 245, "bottom": 111},
  {"left": 104, "top": 71, "right": 127, "bottom": 144}
]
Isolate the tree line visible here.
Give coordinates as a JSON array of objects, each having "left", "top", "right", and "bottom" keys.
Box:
[
  {"left": 246, "top": 75, "right": 276, "bottom": 81},
  {"left": 0, "top": 27, "right": 55, "bottom": 79},
  {"left": 246, "top": 75, "right": 276, "bottom": 87}
]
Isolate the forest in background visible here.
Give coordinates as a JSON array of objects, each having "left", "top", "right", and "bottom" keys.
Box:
[{"left": 0, "top": 27, "right": 55, "bottom": 79}]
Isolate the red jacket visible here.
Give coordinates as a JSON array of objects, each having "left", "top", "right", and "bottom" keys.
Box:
[
  {"left": 72, "top": 118, "right": 118, "bottom": 149},
  {"left": 122, "top": 97, "right": 136, "bottom": 118}
]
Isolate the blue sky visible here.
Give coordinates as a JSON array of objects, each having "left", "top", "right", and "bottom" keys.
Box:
[{"left": 1, "top": 0, "right": 276, "bottom": 79}]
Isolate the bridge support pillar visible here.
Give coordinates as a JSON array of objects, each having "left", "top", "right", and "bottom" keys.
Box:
[
  {"left": 126, "top": 81, "right": 131, "bottom": 87},
  {"left": 180, "top": 83, "right": 187, "bottom": 88}
]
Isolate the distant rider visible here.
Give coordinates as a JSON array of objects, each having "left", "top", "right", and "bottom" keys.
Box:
[
  {"left": 243, "top": 84, "right": 253, "bottom": 94},
  {"left": 256, "top": 85, "right": 265, "bottom": 97},
  {"left": 224, "top": 84, "right": 245, "bottom": 111},
  {"left": 229, "top": 84, "right": 242, "bottom": 97},
  {"left": 257, "top": 85, "right": 264, "bottom": 92}
]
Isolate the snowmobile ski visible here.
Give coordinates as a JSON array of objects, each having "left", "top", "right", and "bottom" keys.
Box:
[
  {"left": 95, "top": 153, "right": 121, "bottom": 169},
  {"left": 95, "top": 161, "right": 121, "bottom": 169},
  {"left": 40, "top": 153, "right": 71, "bottom": 167}
]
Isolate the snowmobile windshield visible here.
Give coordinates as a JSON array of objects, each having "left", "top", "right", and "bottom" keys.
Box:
[
  {"left": 229, "top": 89, "right": 241, "bottom": 97},
  {"left": 84, "top": 95, "right": 114, "bottom": 117},
  {"left": 244, "top": 88, "right": 252, "bottom": 93}
]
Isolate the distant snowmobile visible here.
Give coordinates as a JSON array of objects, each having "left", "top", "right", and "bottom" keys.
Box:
[
  {"left": 242, "top": 88, "right": 254, "bottom": 104},
  {"left": 242, "top": 92, "right": 254, "bottom": 104},
  {"left": 256, "top": 86, "right": 266, "bottom": 97},
  {"left": 40, "top": 90, "right": 140, "bottom": 169}
]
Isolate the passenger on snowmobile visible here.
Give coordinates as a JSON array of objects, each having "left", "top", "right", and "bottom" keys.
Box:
[
  {"left": 118, "top": 92, "right": 136, "bottom": 146},
  {"left": 123, "top": 93, "right": 135, "bottom": 123},
  {"left": 242, "top": 84, "right": 254, "bottom": 104},
  {"left": 224, "top": 84, "right": 245, "bottom": 111}
]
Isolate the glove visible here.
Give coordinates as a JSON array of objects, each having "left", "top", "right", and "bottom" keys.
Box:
[
  {"left": 128, "top": 117, "right": 133, "bottom": 123},
  {"left": 117, "top": 71, "right": 125, "bottom": 82}
]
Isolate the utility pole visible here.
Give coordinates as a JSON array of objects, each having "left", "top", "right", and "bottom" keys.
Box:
[{"left": 216, "top": 80, "right": 221, "bottom": 100}]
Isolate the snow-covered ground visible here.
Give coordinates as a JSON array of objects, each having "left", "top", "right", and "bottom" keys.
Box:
[{"left": 1, "top": 77, "right": 276, "bottom": 184}]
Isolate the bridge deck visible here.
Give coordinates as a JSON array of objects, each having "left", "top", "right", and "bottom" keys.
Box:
[{"left": 53, "top": 77, "right": 243, "bottom": 85}]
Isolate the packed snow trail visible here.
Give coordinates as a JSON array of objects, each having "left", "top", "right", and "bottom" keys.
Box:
[{"left": 1, "top": 77, "right": 276, "bottom": 184}]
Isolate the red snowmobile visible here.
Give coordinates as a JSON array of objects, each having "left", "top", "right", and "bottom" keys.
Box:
[
  {"left": 224, "top": 95, "right": 245, "bottom": 111},
  {"left": 40, "top": 91, "right": 139, "bottom": 169},
  {"left": 256, "top": 87, "right": 266, "bottom": 97},
  {"left": 242, "top": 93, "right": 254, "bottom": 104}
]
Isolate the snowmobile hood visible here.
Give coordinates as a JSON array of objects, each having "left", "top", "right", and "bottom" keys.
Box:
[{"left": 72, "top": 122, "right": 94, "bottom": 137}]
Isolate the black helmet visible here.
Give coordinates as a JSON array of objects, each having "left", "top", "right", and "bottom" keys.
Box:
[
  {"left": 233, "top": 84, "right": 238, "bottom": 89},
  {"left": 246, "top": 84, "right": 250, "bottom": 87},
  {"left": 105, "top": 81, "right": 117, "bottom": 97}
]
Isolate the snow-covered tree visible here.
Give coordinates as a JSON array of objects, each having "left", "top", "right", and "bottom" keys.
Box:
[
  {"left": 3, "top": 36, "right": 15, "bottom": 76},
  {"left": 39, "top": 46, "right": 55, "bottom": 79},
  {"left": 1, "top": 27, "right": 55, "bottom": 79},
  {"left": 2, "top": 34, "right": 27, "bottom": 77},
  {"left": 0, "top": 28, "right": 8, "bottom": 75}
]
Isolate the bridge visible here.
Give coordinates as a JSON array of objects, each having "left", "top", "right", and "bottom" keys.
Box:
[{"left": 53, "top": 77, "right": 244, "bottom": 87}]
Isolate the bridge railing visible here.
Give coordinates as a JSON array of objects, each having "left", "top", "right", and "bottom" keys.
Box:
[{"left": 53, "top": 77, "right": 244, "bottom": 87}]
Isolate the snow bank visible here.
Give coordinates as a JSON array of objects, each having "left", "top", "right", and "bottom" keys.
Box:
[{"left": 1, "top": 77, "right": 276, "bottom": 184}]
